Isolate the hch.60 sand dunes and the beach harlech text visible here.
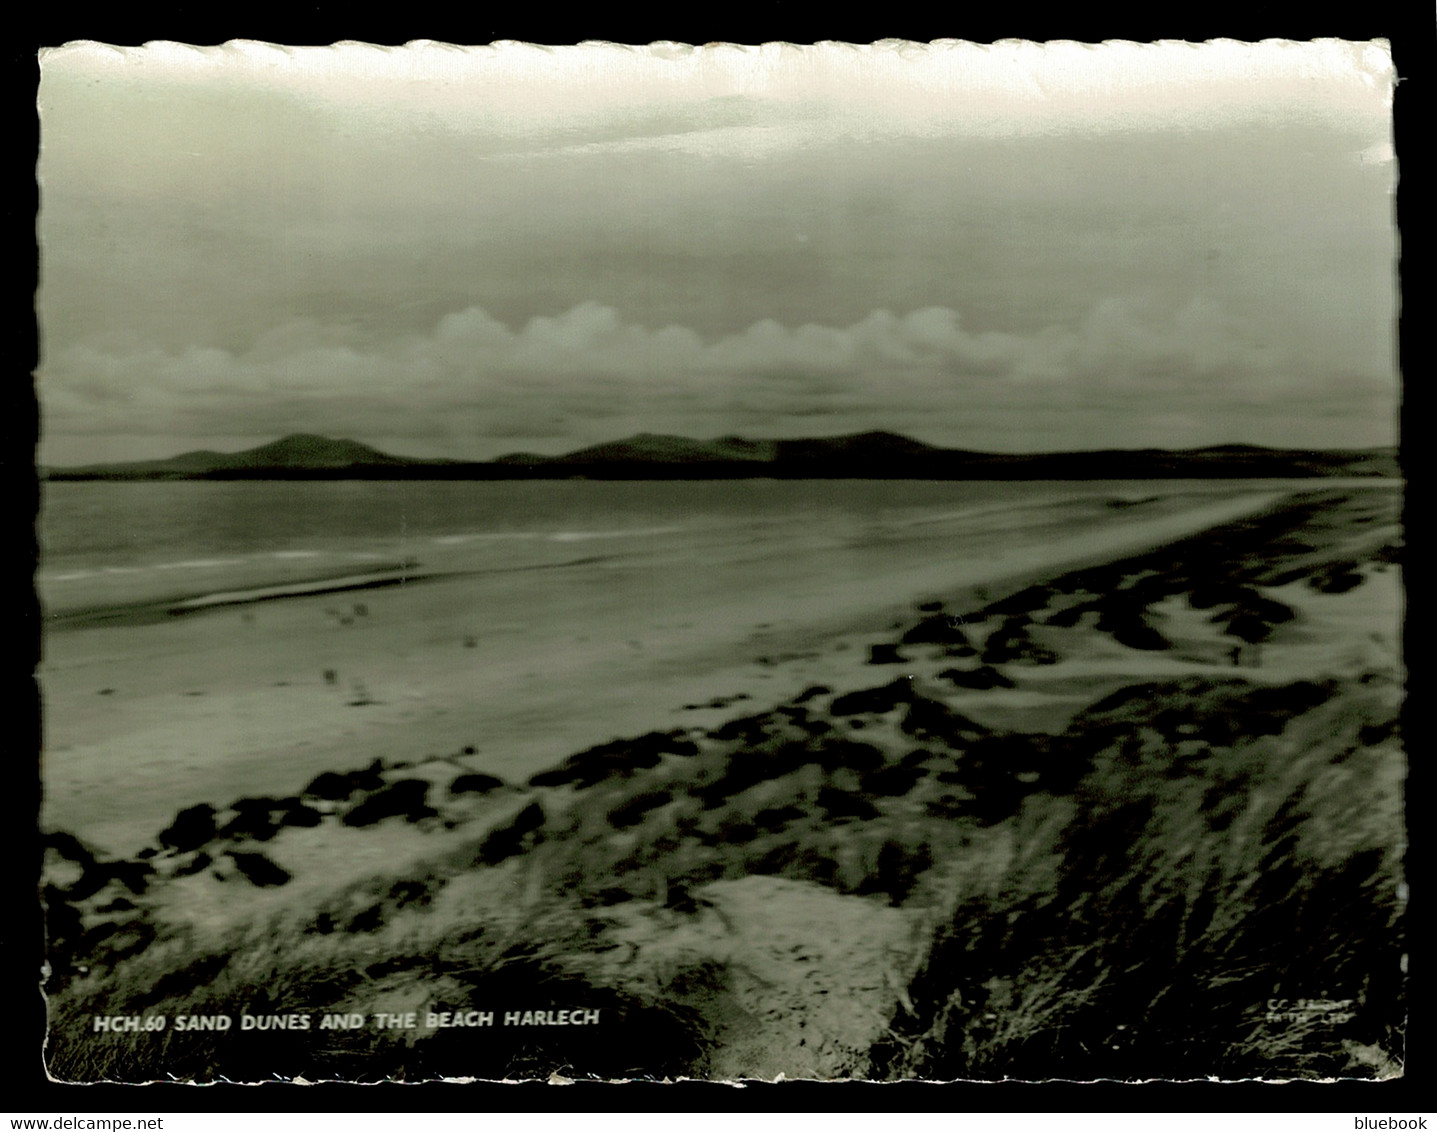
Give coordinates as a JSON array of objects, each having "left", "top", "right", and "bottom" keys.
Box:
[{"left": 34, "top": 39, "right": 1404, "bottom": 1084}]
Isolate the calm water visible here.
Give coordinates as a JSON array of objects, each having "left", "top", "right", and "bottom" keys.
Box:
[
  {"left": 37, "top": 478, "right": 1354, "bottom": 614},
  {"left": 40, "top": 479, "right": 1018, "bottom": 566}
]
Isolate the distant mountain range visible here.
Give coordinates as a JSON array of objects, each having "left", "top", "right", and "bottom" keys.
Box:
[{"left": 43, "top": 431, "right": 1400, "bottom": 481}]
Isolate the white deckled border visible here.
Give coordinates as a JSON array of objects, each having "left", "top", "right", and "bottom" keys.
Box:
[{"left": 40, "top": 39, "right": 1393, "bottom": 142}]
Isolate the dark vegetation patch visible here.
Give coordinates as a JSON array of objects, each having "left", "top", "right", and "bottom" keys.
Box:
[
  {"left": 304, "top": 771, "right": 355, "bottom": 801},
  {"left": 529, "top": 731, "right": 699, "bottom": 789},
  {"left": 816, "top": 787, "right": 880, "bottom": 822},
  {"left": 1074, "top": 678, "right": 1336, "bottom": 750},
  {"left": 853, "top": 840, "right": 934, "bottom": 905},
  {"left": 753, "top": 804, "right": 807, "bottom": 831},
  {"left": 1188, "top": 581, "right": 1254, "bottom": 610},
  {"left": 342, "top": 780, "right": 435, "bottom": 827},
  {"left": 815, "top": 739, "right": 886, "bottom": 774},
  {"left": 705, "top": 713, "right": 777, "bottom": 744},
  {"left": 173, "top": 852, "right": 211, "bottom": 878},
  {"left": 226, "top": 851, "right": 291, "bottom": 887},
  {"left": 450, "top": 773, "right": 506, "bottom": 796},
  {"left": 608, "top": 790, "right": 673, "bottom": 830},
  {"left": 45, "top": 834, "right": 106, "bottom": 901},
  {"left": 129, "top": 954, "right": 232, "bottom": 1012},
  {"left": 387, "top": 877, "right": 439, "bottom": 910},
  {"left": 900, "top": 614, "right": 971, "bottom": 647},
  {"left": 939, "top": 665, "right": 1016, "bottom": 691},
  {"left": 984, "top": 587, "right": 1054, "bottom": 617},
  {"left": 901, "top": 698, "right": 989, "bottom": 747},
  {"left": 1358, "top": 718, "right": 1399, "bottom": 746},
  {"left": 862, "top": 763, "right": 926, "bottom": 797},
  {"left": 476, "top": 802, "right": 546, "bottom": 866},
  {"left": 934, "top": 737, "right": 1033, "bottom": 825},
  {"left": 47, "top": 831, "right": 94, "bottom": 870},
  {"left": 159, "top": 804, "right": 217, "bottom": 854},
  {"left": 40, "top": 890, "right": 85, "bottom": 976},
  {"left": 1104, "top": 612, "right": 1171, "bottom": 652},
  {"left": 346, "top": 760, "right": 387, "bottom": 793},
  {"left": 830, "top": 679, "right": 913, "bottom": 716},
  {"left": 717, "top": 819, "right": 760, "bottom": 845},
  {"left": 107, "top": 861, "right": 153, "bottom": 895},
  {"left": 280, "top": 803, "right": 324, "bottom": 829},
  {"left": 80, "top": 919, "right": 157, "bottom": 968},
  {"left": 48, "top": 837, "right": 155, "bottom": 905},
  {"left": 692, "top": 741, "right": 813, "bottom": 808},
  {"left": 218, "top": 797, "right": 287, "bottom": 841},
  {"left": 1200, "top": 591, "right": 1297, "bottom": 646},
  {"left": 1042, "top": 603, "right": 1088, "bottom": 628},
  {"left": 981, "top": 618, "right": 1059, "bottom": 665}
]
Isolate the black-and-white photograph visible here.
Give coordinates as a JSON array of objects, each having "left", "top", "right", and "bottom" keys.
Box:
[{"left": 34, "top": 38, "right": 1403, "bottom": 1083}]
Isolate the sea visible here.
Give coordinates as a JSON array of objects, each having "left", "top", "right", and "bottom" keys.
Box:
[{"left": 36, "top": 478, "right": 1384, "bottom": 620}]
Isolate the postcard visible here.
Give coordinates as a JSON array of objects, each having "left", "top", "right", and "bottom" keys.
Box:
[{"left": 35, "top": 38, "right": 1403, "bottom": 1083}]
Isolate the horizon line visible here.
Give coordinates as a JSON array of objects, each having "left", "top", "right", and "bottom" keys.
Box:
[{"left": 38, "top": 428, "right": 1401, "bottom": 472}]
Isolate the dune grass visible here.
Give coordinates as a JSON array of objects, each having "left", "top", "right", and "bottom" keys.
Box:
[
  {"left": 871, "top": 675, "right": 1405, "bottom": 1081},
  {"left": 45, "top": 855, "right": 714, "bottom": 1083},
  {"left": 49, "top": 669, "right": 1403, "bottom": 1082}
]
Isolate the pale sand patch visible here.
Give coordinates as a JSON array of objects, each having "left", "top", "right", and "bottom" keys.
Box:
[{"left": 579, "top": 874, "right": 921, "bottom": 1080}]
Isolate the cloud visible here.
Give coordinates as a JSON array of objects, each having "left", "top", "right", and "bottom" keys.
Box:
[{"left": 38, "top": 296, "right": 1396, "bottom": 456}]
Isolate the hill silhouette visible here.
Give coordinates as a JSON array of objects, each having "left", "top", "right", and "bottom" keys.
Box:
[
  {"left": 45, "top": 431, "right": 1400, "bottom": 482},
  {"left": 224, "top": 434, "right": 416, "bottom": 469},
  {"left": 50, "top": 434, "right": 424, "bottom": 479},
  {"left": 552, "top": 433, "right": 775, "bottom": 464}
]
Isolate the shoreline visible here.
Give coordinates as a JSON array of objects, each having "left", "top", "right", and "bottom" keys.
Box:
[
  {"left": 37, "top": 478, "right": 1400, "bottom": 630},
  {"left": 43, "top": 556, "right": 627, "bottom": 630},
  {"left": 45, "top": 566, "right": 424, "bottom": 628},
  {"left": 42, "top": 486, "right": 1301, "bottom": 854}
]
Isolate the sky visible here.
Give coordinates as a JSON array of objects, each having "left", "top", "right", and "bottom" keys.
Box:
[{"left": 36, "top": 39, "right": 1399, "bottom": 464}]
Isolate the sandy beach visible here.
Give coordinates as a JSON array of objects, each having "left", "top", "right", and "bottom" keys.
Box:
[
  {"left": 39, "top": 481, "right": 1405, "bottom": 1082},
  {"left": 43, "top": 484, "right": 1291, "bottom": 853}
]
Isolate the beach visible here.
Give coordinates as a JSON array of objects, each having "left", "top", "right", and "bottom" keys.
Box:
[
  {"left": 38, "top": 480, "right": 1406, "bottom": 1082},
  {"left": 44, "top": 481, "right": 1295, "bottom": 853}
]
